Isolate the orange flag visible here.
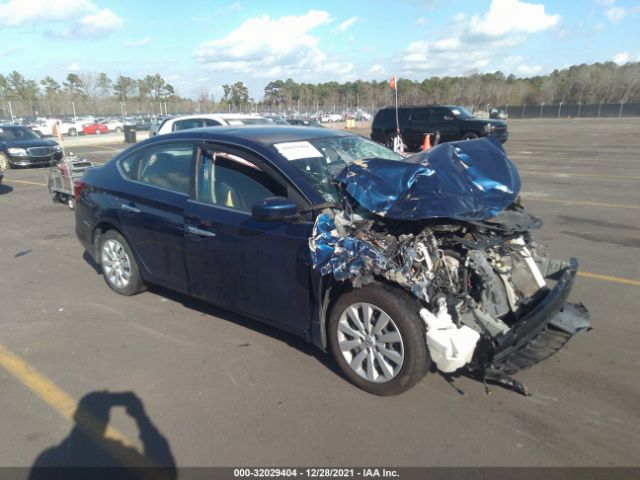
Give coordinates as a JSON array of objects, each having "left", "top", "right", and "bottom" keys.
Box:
[{"left": 389, "top": 75, "right": 397, "bottom": 90}]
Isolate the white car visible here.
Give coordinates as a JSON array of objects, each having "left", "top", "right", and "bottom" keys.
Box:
[
  {"left": 155, "top": 114, "right": 272, "bottom": 136},
  {"left": 98, "top": 119, "right": 124, "bottom": 133}
]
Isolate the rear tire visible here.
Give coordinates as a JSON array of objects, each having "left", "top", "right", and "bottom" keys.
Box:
[
  {"left": 68, "top": 128, "right": 77, "bottom": 136},
  {"left": 67, "top": 197, "right": 75, "bottom": 210},
  {"left": 99, "top": 230, "right": 145, "bottom": 296},
  {"left": 328, "top": 283, "right": 430, "bottom": 395}
]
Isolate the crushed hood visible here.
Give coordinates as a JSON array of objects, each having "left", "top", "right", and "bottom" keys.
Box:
[{"left": 335, "top": 137, "right": 521, "bottom": 221}]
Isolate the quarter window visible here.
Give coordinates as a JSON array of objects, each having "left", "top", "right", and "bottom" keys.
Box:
[{"left": 136, "top": 143, "right": 194, "bottom": 194}]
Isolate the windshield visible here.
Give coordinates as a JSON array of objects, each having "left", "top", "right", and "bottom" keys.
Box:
[
  {"left": 450, "top": 106, "right": 475, "bottom": 119},
  {"left": 273, "top": 135, "right": 403, "bottom": 202},
  {"left": 0, "top": 127, "right": 40, "bottom": 141}
]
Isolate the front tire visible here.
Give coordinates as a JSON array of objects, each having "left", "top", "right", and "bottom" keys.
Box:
[
  {"left": 99, "top": 230, "right": 145, "bottom": 296},
  {"left": 0, "top": 153, "right": 10, "bottom": 170},
  {"left": 328, "top": 283, "right": 430, "bottom": 395}
]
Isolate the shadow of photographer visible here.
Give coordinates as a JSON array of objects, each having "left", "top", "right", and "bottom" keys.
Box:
[{"left": 29, "top": 390, "right": 176, "bottom": 480}]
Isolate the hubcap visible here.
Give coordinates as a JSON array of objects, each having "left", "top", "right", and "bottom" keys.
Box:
[
  {"left": 337, "top": 302, "right": 404, "bottom": 383},
  {"left": 101, "top": 239, "right": 131, "bottom": 289}
]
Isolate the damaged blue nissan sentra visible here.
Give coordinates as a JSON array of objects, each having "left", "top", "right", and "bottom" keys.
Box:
[{"left": 75, "top": 126, "right": 590, "bottom": 396}]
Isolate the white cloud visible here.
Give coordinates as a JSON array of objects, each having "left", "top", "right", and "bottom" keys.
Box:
[
  {"left": 0, "top": 0, "right": 96, "bottom": 25},
  {"left": 465, "top": 0, "right": 560, "bottom": 41},
  {"left": 193, "top": 10, "right": 353, "bottom": 80},
  {"left": 123, "top": 36, "right": 151, "bottom": 47},
  {"left": 612, "top": 52, "right": 640, "bottom": 64},
  {"left": 594, "top": 0, "right": 616, "bottom": 7},
  {"left": 368, "top": 64, "right": 386, "bottom": 75},
  {"left": 515, "top": 64, "right": 543, "bottom": 76},
  {"left": 51, "top": 8, "right": 123, "bottom": 38},
  {"left": 416, "top": 17, "right": 427, "bottom": 25},
  {"left": 604, "top": 6, "right": 626, "bottom": 23},
  {"left": 402, "top": 0, "right": 559, "bottom": 76},
  {"left": 334, "top": 16, "right": 358, "bottom": 33},
  {"left": 67, "top": 62, "right": 81, "bottom": 71}
]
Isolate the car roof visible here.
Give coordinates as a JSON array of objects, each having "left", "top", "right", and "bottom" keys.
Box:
[
  {"left": 155, "top": 125, "right": 349, "bottom": 145},
  {"left": 168, "top": 113, "right": 267, "bottom": 121}
]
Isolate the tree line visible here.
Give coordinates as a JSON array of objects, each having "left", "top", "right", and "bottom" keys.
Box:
[
  {"left": 261, "top": 61, "right": 640, "bottom": 113},
  {"left": 1, "top": 60, "right": 639, "bottom": 118}
]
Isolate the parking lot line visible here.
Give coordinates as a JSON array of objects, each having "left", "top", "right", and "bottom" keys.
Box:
[
  {"left": 521, "top": 195, "right": 640, "bottom": 210},
  {"left": 519, "top": 170, "right": 640, "bottom": 181},
  {"left": 0, "top": 342, "right": 133, "bottom": 448},
  {"left": 578, "top": 271, "right": 640, "bottom": 287},
  {"left": 3, "top": 179, "right": 47, "bottom": 187}
]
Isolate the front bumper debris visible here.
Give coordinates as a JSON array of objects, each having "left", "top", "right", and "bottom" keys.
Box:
[{"left": 476, "top": 258, "right": 591, "bottom": 395}]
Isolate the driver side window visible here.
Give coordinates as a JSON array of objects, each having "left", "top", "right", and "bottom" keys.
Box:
[{"left": 196, "top": 150, "right": 286, "bottom": 212}]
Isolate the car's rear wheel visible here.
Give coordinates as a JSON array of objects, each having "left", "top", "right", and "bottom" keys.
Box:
[
  {"left": 0, "top": 153, "right": 10, "bottom": 170},
  {"left": 95, "top": 129, "right": 101, "bottom": 135},
  {"left": 99, "top": 230, "right": 145, "bottom": 296},
  {"left": 461, "top": 132, "right": 478, "bottom": 140},
  {"left": 115, "top": 127, "right": 123, "bottom": 133},
  {"left": 328, "top": 283, "right": 430, "bottom": 395},
  {"left": 68, "top": 128, "right": 77, "bottom": 136}
]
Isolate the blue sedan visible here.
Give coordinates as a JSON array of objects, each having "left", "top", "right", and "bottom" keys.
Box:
[{"left": 75, "top": 126, "right": 589, "bottom": 396}]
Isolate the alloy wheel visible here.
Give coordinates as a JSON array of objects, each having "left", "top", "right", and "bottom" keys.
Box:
[
  {"left": 101, "top": 239, "right": 132, "bottom": 289},
  {"left": 337, "top": 302, "right": 405, "bottom": 383}
]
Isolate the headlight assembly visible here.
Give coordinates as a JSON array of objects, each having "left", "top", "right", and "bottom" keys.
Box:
[{"left": 7, "top": 147, "right": 28, "bottom": 156}]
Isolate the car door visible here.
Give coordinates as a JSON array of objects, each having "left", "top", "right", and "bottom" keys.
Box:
[
  {"left": 428, "top": 107, "right": 460, "bottom": 143},
  {"left": 404, "top": 108, "right": 432, "bottom": 147},
  {"left": 117, "top": 141, "right": 195, "bottom": 293},
  {"left": 184, "top": 145, "right": 313, "bottom": 334}
]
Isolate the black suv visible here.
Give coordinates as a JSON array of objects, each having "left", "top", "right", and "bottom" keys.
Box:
[{"left": 371, "top": 105, "right": 508, "bottom": 150}]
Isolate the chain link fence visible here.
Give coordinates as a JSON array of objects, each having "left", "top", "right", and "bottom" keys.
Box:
[{"left": 498, "top": 103, "right": 640, "bottom": 119}]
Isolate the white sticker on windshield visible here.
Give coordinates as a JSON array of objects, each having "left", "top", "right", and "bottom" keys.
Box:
[
  {"left": 274, "top": 141, "right": 323, "bottom": 160},
  {"left": 451, "top": 109, "right": 461, "bottom": 115}
]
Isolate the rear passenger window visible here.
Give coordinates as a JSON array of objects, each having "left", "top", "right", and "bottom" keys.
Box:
[
  {"left": 410, "top": 109, "right": 431, "bottom": 122},
  {"left": 173, "top": 119, "right": 204, "bottom": 131},
  {"left": 136, "top": 143, "right": 194, "bottom": 194},
  {"left": 203, "top": 119, "right": 222, "bottom": 127}
]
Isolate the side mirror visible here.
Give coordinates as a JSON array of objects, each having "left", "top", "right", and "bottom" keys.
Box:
[{"left": 252, "top": 196, "right": 298, "bottom": 221}]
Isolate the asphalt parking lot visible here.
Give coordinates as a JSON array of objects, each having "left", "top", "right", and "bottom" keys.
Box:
[{"left": 1, "top": 119, "right": 639, "bottom": 469}]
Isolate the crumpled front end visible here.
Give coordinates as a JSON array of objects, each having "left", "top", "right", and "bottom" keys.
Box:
[{"left": 310, "top": 139, "right": 591, "bottom": 394}]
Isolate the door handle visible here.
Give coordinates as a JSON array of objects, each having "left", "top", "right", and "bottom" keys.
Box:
[
  {"left": 121, "top": 203, "right": 141, "bottom": 213},
  {"left": 186, "top": 225, "right": 216, "bottom": 237}
]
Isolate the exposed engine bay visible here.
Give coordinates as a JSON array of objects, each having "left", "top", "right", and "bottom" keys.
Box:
[{"left": 309, "top": 138, "right": 591, "bottom": 395}]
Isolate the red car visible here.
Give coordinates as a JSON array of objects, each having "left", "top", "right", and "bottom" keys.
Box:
[{"left": 82, "top": 123, "right": 109, "bottom": 135}]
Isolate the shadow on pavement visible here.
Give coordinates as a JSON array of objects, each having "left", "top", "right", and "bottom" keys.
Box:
[
  {"left": 29, "top": 390, "right": 176, "bottom": 480},
  {"left": 80, "top": 252, "right": 345, "bottom": 383},
  {"left": 0, "top": 183, "right": 13, "bottom": 195}
]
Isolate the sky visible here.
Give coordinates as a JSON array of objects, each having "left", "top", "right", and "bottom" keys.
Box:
[{"left": 0, "top": 0, "right": 638, "bottom": 100}]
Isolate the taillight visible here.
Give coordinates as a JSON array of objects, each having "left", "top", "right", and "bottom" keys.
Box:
[{"left": 74, "top": 179, "right": 88, "bottom": 201}]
